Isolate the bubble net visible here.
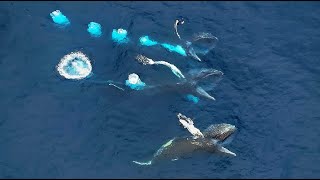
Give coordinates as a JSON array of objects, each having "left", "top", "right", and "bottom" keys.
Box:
[{"left": 56, "top": 51, "right": 92, "bottom": 80}]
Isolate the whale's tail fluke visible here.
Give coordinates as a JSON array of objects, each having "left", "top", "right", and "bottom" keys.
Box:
[{"left": 132, "top": 160, "right": 152, "bottom": 166}]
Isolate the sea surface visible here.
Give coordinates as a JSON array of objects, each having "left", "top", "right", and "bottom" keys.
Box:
[{"left": 0, "top": 1, "right": 319, "bottom": 178}]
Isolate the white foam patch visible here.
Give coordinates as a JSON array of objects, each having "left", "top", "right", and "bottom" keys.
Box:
[
  {"left": 56, "top": 51, "right": 92, "bottom": 80},
  {"left": 128, "top": 73, "right": 140, "bottom": 84}
]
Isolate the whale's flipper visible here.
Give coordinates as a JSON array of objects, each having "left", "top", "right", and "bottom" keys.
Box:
[
  {"left": 195, "top": 86, "right": 216, "bottom": 101},
  {"left": 205, "top": 139, "right": 236, "bottom": 157},
  {"left": 188, "top": 68, "right": 223, "bottom": 94},
  {"left": 203, "top": 123, "right": 237, "bottom": 142},
  {"left": 132, "top": 160, "right": 152, "bottom": 166},
  {"left": 135, "top": 55, "right": 185, "bottom": 79},
  {"left": 188, "top": 46, "right": 202, "bottom": 62},
  {"left": 216, "top": 145, "right": 236, "bottom": 157},
  {"left": 177, "top": 113, "right": 204, "bottom": 138},
  {"left": 174, "top": 18, "right": 185, "bottom": 40}
]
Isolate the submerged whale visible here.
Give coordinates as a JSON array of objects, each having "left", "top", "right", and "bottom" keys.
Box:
[{"left": 133, "top": 114, "right": 237, "bottom": 166}]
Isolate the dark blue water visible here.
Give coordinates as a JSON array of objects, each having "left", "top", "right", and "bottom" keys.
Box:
[{"left": 0, "top": 1, "right": 320, "bottom": 178}]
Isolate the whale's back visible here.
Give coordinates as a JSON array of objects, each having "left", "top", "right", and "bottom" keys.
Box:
[{"left": 152, "top": 137, "right": 200, "bottom": 162}]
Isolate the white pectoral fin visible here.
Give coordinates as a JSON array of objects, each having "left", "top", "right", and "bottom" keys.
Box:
[
  {"left": 217, "top": 145, "right": 236, "bottom": 157},
  {"left": 195, "top": 129, "right": 204, "bottom": 138},
  {"left": 157, "top": 61, "right": 185, "bottom": 79},
  {"left": 179, "top": 120, "right": 189, "bottom": 128},
  {"left": 172, "top": 69, "right": 185, "bottom": 79},
  {"left": 188, "top": 47, "right": 202, "bottom": 61},
  {"left": 196, "top": 86, "right": 216, "bottom": 101}
]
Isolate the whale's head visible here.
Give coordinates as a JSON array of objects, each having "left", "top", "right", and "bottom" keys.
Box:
[
  {"left": 203, "top": 123, "right": 237, "bottom": 142},
  {"left": 188, "top": 68, "right": 223, "bottom": 89},
  {"left": 191, "top": 32, "right": 219, "bottom": 55},
  {"left": 196, "top": 69, "right": 224, "bottom": 80}
]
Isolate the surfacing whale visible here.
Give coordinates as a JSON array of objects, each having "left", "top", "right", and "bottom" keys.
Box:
[
  {"left": 133, "top": 113, "right": 237, "bottom": 166},
  {"left": 88, "top": 67, "right": 223, "bottom": 101},
  {"left": 135, "top": 55, "right": 223, "bottom": 101},
  {"left": 174, "top": 18, "right": 219, "bottom": 62}
]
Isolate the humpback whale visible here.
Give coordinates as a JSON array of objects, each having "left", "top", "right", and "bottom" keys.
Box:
[
  {"left": 174, "top": 18, "right": 219, "bottom": 62},
  {"left": 135, "top": 55, "right": 223, "bottom": 101},
  {"left": 87, "top": 57, "right": 222, "bottom": 101},
  {"left": 155, "top": 68, "right": 223, "bottom": 101},
  {"left": 133, "top": 113, "right": 237, "bottom": 166}
]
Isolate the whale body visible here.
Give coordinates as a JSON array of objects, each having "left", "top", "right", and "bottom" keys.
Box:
[{"left": 133, "top": 123, "right": 237, "bottom": 166}]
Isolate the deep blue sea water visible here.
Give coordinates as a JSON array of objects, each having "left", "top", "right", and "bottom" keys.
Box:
[{"left": 0, "top": 1, "right": 320, "bottom": 178}]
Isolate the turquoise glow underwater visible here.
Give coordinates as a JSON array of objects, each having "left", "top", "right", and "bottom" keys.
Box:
[
  {"left": 87, "top": 22, "right": 102, "bottom": 37},
  {"left": 186, "top": 94, "right": 199, "bottom": 104},
  {"left": 112, "top": 29, "right": 129, "bottom": 43},
  {"left": 125, "top": 80, "right": 146, "bottom": 90},
  {"left": 139, "top": 36, "right": 158, "bottom": 46},
  {"left": 50, "top": 11, "right": 70, "bottom": 26},
  {"left": 161, "top": 43, "right": 187, "bottom": 56}
]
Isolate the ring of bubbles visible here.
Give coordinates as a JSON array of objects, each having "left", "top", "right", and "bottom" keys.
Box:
[{"left": 56, "top": 51, "right": 92, "bottom": 80}]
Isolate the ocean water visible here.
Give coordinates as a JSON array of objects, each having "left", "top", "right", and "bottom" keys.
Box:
[{"left": 0, "top": 1, "right": 320, "bottom": 178}]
